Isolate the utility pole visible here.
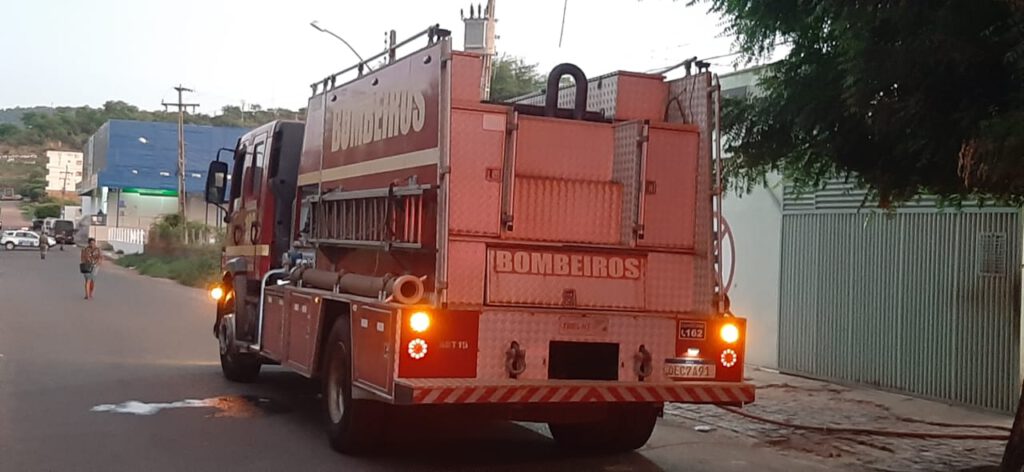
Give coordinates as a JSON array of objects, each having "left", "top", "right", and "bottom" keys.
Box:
[
  {"left": 162, "top": 85, "right": 199, "bottom": 225},
  {"left": 462, "top": 0, "right": 497, "bottom": 100},
  {"left": 482, "top": 0, "right": 496, "bottom": 100},
  {"left": 59, "top": 163, "right": 70, "bottom": 219}
]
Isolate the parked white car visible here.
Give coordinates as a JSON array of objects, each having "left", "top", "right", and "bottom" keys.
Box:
[{"left": 1, "top": 230, "right": 56, "bottom": 250}]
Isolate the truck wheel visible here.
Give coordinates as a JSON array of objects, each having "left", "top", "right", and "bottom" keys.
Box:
[
  {"left": 323, "top": 320, "right": 384, "bottom": 454},
  {"left": 217, "top": 316, "right": 261, "bottom": 383},
  {"left": 548, "top": 403, "right": 660, "bottom": 452}
]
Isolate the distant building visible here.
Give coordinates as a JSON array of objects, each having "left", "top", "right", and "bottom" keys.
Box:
[
  {"left": 79, "top": 119, "right": 248, "bottom": 231},
  {"left": 44, "top": 150, "right": 84, "bottom": 195}
]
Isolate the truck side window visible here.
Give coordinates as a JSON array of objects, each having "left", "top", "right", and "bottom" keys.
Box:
[
  {"left": 229, "top": 144, "right": 246, "bottom": 211},
  {"left": 248, "top": 140, "right": 266, "bottom": 199}
]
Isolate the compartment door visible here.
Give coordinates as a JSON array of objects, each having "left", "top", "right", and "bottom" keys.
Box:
[
  {"left": 285, "top": 292, "right": 323, "bottom": 376},
  {"left": 351, "top": 303, "right": 396, "bottom": 396}
]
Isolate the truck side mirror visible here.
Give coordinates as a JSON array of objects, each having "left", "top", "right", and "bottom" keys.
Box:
[{"left": 206, "top": 161, "right": 229, "bottom": 204}]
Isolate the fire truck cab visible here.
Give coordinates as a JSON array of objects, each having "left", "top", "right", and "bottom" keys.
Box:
[{"left": 205, "top": 25, "right": 753, "bottom": 455}]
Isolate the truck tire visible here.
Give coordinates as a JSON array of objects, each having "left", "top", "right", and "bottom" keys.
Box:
[
  {"left": 217, "top": 316, "right": 261, "bottom": 383},
  {"left": 548, "top": 403, "right": 660, "bottom": 452},
  {"left": 323, "top": 320, "right": 384, "bottom": 454}
]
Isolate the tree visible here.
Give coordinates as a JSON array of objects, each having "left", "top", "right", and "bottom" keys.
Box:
[
  {"left": 32, "top": 203, "right": 60, "bottom": 219},
  {"left": 700, "top": 0, "right": 1024, "bottom": 207},
  {"left": 490, "top": 54, "right": 546, "bottom": 101},
  {"left": 699, "top": 1, "right": 1024, "bottom": 469}
]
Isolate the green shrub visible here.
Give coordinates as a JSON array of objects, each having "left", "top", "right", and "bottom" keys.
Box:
[
  {"left": 32, "top": 203, "right": 60, "bottom": 219},
  {"left": 115, "top": 247, "right": 221, "bottom": 288},
  {"left": 117, "top": 253, "right": 147, "bottom": 267},
  {"left": 146, "top": 214, "right": 223, "bottom": 253}
]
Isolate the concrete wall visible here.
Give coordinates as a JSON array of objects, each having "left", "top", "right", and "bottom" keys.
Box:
[
  {"left": 721, "top": 173, "right": 783, "bottom": 368},
  {"left": 718, "top": 66, "right": 780, "bottom": 368},
  {"left": 102, "top": 192, "right": 225, "bottom": 230}
]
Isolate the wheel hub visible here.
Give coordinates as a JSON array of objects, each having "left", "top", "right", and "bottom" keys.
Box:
[
  {"left": 327, "top": 359, "right": 346, "bottom": 423},
  {"left": 218, "top": 323, "right": 231, "bottom": 356}
]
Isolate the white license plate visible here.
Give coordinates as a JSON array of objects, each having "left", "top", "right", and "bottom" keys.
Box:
[{"left": 664, "top": 363, "right": 716, "bottom": 379}]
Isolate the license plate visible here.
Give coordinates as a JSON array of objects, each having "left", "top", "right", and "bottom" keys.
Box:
[
  {"left": 664, "top": 362, "right": 716, "bottom": 379},
  {"left": 678, "top": 321, "right": 706, "bottom": 340}
]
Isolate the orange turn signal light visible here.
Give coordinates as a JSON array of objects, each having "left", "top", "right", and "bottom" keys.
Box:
[{"left": 409, "top": 311, "right": 431, "bottom": 333}]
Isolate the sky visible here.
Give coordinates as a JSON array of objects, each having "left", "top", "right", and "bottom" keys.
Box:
[{"left": 0, "top": 0, "right": 749, "bottom": 114}]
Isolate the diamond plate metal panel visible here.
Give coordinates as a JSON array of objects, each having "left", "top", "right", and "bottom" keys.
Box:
[
  {"left": 667, "top": 73, "right": 714, "bottom": 314},
  {"left": 613, "top": 121, "right": 644, "bottom": 245},
  {"left": 445, "top": 240, "right": 487, "bottom": 306},
  {"left": 645, "top": 252, "right": 696, "bottom": 313},
  {"left": 510, "top": 73, "right": 619, "bottom": 119},
  {"left": 638, "top": 126, "right": 699, "bottom": 249},
  {"left": 514, "top": 116, "right": 614, "bottom": 181},
  {"left": 615, "top": 73, "right": 669, "bottom": 122},
  {"left": 485, "top": 248, "right": 645, "bottom": 310},
  {"left": 449, "top": 109, "right": 504, "bottom": 236},
  {"left": 476, "top": 310, "right": 677, "bottom": 381},
  {"left": 510, "top": 177, "right": 621, "bottom": 244},
  {"left": 452, "top": 53, "right": 484, "bottom": 104}
]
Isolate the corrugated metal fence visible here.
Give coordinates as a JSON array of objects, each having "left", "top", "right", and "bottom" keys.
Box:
[{"left": 779, "top": 188, "right": 1021, "bottom": 411}]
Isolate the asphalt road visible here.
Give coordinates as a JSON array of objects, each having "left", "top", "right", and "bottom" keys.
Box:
[{"left": 0, "top": 247, "right": 830, "bottom": 472}]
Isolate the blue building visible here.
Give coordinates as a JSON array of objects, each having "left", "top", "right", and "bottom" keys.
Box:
[{"left": 79, "top": 120, "right": 248, "bottom": 230}]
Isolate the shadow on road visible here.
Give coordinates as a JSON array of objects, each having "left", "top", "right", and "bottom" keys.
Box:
[{"left": 240, "top": 368, "right": 666, "bottom": 471}]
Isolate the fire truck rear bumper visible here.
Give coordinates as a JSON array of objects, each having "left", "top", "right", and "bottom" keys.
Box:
[{"left": 392, "top": 379, "right": 755, "bottom": 406}]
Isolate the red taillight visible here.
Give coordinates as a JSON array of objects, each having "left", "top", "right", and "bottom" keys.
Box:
[
  {"left": 408, "top": 338, "right": 428, "bottom": 360},
  {"left": 720, "top": 349, "right": 738, "bottom": 368}
]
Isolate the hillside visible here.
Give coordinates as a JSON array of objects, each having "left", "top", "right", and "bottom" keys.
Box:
[
  {"left": 0, "top": 106, "right": 54, "bottom": 126},
  {"left": 0, "top": 101, "right": 303, "bottom": 152},
  {"left": 0, "top": 101, "right": 303, "bottom": 202}
]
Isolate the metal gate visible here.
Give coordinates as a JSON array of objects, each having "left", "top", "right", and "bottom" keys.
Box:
[{"left": 779, "top": 186, "right": 1021, "bottom": 411}]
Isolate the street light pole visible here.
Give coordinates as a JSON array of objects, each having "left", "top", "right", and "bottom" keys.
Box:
[{"left": 310, "top": 21, "right": 373, "bottom": 71}]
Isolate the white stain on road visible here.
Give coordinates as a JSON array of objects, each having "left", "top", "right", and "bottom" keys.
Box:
[
  {"left": 91, "top": 399, "right": 217, "bottom": 416},
  {"left": 90, "top": 396, "right": 280, "bottom": 417}
]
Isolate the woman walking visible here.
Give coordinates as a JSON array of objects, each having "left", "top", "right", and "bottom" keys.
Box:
[{"left": 80, "top": 238, "right": 102, "bottom": 300}]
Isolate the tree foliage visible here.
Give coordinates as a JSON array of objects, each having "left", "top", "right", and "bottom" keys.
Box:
[
  {"left": 700, "top": 0, "right": 1024, "bottom": 206},
  {"left": 490, "top": 54, "right": 547, "bottom": 101},
  {"left": 32, "top": 203, "right": 60, "bottom": 219},
  {"left": 0, "top": 101, "right": 302, "bottom": 151}
]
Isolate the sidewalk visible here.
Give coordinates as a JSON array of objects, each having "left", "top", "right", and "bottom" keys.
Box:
[{"left": 664, "top": 368, "right": 1012, "bottom": 471}]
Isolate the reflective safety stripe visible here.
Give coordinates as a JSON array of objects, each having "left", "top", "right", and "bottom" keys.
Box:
[
  {"left": 396, "top": 380, "right": 755, "bottom": 405},
  {"left": 223, "top": 244, "right": 270, "bottom": 257}
]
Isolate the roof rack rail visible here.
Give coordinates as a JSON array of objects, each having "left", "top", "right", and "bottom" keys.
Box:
[{"left": 310, "top": 24, "right": 450, "bottom": 96}]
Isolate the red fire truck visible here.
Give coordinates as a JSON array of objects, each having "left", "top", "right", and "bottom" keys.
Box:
[{"left": 204, "top": 25, "right": 753, "bottom": 454}]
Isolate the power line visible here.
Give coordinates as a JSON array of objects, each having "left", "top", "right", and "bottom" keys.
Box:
[{"left": 558, "top": 0, "right": 569, "bottom": 47}]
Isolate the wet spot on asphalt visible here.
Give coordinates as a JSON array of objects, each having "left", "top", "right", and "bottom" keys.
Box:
[{"left": 90, "top": 395, "right": 291, "bottom": 418}]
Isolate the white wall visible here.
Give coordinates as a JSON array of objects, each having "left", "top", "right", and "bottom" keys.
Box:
[
  {"left": 104, "top": 192, "right": 223, "bottom": 229},
  {"left": 721, "top": 173, "right": 784, "bottom": 368},
  {"left": 717, "top": 66, "right": 781, "bottom": 368},
  {"left": 44, "top": 150, "right": 84, "bottom": 192}
]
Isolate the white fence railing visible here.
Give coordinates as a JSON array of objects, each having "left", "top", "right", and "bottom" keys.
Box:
[
  {"left": 108, "top": 227, "right": 147, "bottom": 245},
  {"left": 107, "top": 227, "right": 147, "bottom": 254}
]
